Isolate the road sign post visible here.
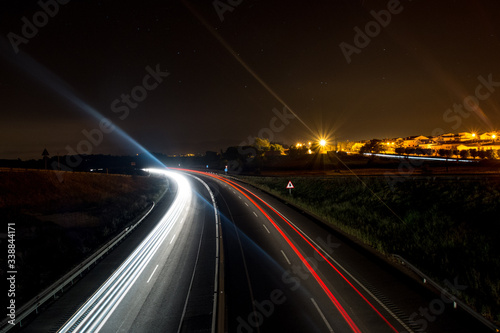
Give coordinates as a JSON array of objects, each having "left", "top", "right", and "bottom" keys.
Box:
[
  {"left": 286, "top": 180, "right": 294, "bottom": 195},
  {"left": 42, "top": 148, "right": 49, "bottom": 170}
]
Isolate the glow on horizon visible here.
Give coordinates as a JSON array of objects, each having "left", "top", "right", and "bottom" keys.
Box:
[{"left": 0, "top": 37, "right": 165, "bottom": 167}]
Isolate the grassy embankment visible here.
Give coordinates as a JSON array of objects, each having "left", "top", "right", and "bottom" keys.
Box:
[
  {"left": 0, "top": 170, "right": 168, "bottom": 305},
  {"left": 238, "top": 174, "right": 500, "bottom": 324}
]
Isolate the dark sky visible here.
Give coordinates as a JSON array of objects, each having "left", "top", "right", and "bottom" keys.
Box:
[{"left": 1, "top": 0, "right": 500, "bottom": 159}]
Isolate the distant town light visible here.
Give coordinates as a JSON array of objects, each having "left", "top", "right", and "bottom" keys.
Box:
[{"left": 319, "top": 139, "right": 326, "bottom": 147}]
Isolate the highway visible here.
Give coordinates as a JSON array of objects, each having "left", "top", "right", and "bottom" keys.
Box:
[
  {"left": 19, "top": 168, "right": 494, "bottom": 333},
  {"left": 184, "top": 169, "right": 493, "bottom": 333},
  {"left": 20, "top": 170, "right": 219, "bottom": 333}
]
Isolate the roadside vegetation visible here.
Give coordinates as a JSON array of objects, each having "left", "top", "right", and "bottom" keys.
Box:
[
  {"left": 238, "top": 174, "right": 500, "bottom": 324},
  {"left": 0, "top": 170, "right": 168, "bottom": 305}
]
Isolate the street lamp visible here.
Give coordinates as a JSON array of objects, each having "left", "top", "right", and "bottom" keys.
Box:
[{"left": 319, "top": 139, "right": 326, "bottom": 147}]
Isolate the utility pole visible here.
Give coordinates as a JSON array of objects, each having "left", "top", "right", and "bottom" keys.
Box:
[{"left": 42, "top": 148, "right": 50, "bottom": 170}]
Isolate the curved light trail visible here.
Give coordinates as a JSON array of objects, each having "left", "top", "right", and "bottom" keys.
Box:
[
  {"left": 181, "top": 169, "right": 406, "bottom": 333},
  {"left": 58, "top": 169, "right": 191, "bottom": 333},
  {"left": 218, "top": 174, "right": 405, "bottom": 333}
]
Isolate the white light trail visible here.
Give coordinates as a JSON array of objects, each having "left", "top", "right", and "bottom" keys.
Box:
[{"left": 58, "top": 169, "right": 191, "bottom": 333}]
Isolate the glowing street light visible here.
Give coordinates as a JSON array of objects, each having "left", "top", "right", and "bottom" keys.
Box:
[{"left": 319, "top": 139, "right": 327, "bottom": 147}]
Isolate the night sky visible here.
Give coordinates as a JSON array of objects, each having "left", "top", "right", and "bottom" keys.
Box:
[{"left": 1, "top": 0, "right": 500, "bottom": 159}]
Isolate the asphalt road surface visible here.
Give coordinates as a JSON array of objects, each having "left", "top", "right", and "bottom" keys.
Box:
[
  {"left": 184, "top": 169, "right": 493, "bottom": 333},
  {"left": 20, "top": 170, "right": 218, "bottom": 333},
  {"left": 19, "top": 168, "right": 495, "bottom": 333}
]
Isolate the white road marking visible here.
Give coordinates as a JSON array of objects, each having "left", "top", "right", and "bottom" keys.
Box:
[
  {"left": 187, "top": 174, "right": 220, "bottom": 333},
  {"left": 170, "top": 234, "right": 176, "bottom": 244},
  {"left": 262, "top": 224, "right": 270, "bottom": 234},
  {"left": 244, "top": 202, "right": 249, "bottom": 207},
  {"left": 238, "top": 196, "right": 242, "bottom": 199},
  {"left": 58, "top": 170, "right": 191, "bottom": 332},
  {"left": 311, "top": 298, "right": 335, "bottom": 332},
  {"left": 147, "top": 265, "right": 159, "bottom": 284},
  {"left": 261, "top": 200, "right": 414, "bottom": 332},
  {"left": 281, "top": 250, "right": 291, "bottom": 265},
  {"left": 253, "top": 211, "right": 258, "bottom": 217}
]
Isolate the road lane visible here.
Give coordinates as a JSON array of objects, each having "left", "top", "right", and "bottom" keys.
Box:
[
  {"left": 20, "top": 170, "right": 219, "bottom": 333},
  {"left": 194, "top": 171, "right": 357, "bottom": 332},
  {"left": 99, "top": 172, "right": 219, "bottom": 333},
  {"left": 185, "top": 170, "right": 492, "bottom": 333},
  {"left": 223, "top": 177, "right": 490, "bottom": 333},
  {"left": 20, "top": 167, "right": 493, "bottom": 333}
]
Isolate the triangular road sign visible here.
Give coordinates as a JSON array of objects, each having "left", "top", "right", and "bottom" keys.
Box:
[{"left": 286, "top": 181, "right": 294, "bottom": 189}]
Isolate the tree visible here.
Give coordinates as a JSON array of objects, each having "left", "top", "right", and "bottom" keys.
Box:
[
  {"left": 459, "top": 150, "right": 470, "bottom": 159},
  {"left": 360, "top": 139, "right": 383, "bottom": 154},
  {"left": 270, "top": 143, "right": 284, "bottom": 154},
  {"left": 413, "top": 148, "right": 425, "bottom": 156},
  {"left": 395, "top": 147, "right": 405, "bottom": 155},
  {"left": 470, "top": 149, "right": 478, "bottom": 159},
  {"left": 405, "top": 147, "right": 415, "bottom": 155},
  {"left": 485, "top": 150, "right": 497, "bottom": 159},
  {"left": 254, "top": 137, "right": 271, "bottom": 151},
  {"left": 288, "top": 145, "right": 306, "bottom": 157},
  {"left": 223, "top": 146, "right": 242, "bottom": 160},
  {"left": 438, "top": 149, "right": 452, "bottom": 158}
]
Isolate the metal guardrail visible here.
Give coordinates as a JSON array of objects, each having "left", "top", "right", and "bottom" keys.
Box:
[
  {"left": 392, "top": 254, "right": 499, "bottom": 332},
  {"left": 0, "top": 202, "right": 156, "bottom": 333}
]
